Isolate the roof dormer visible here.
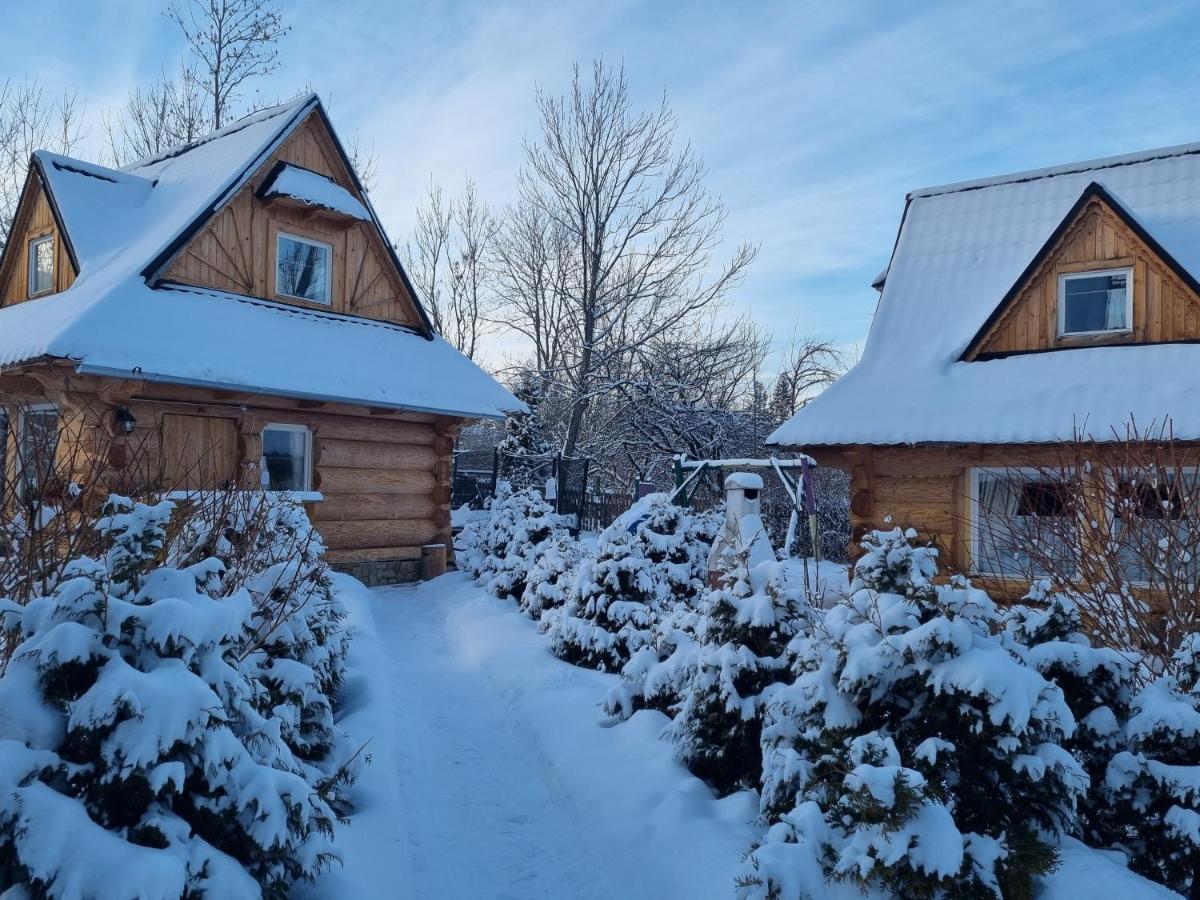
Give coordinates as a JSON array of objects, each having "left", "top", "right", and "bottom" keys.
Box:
[{"left": 963, "top": 182, "right": 1200, "bottom": 360}]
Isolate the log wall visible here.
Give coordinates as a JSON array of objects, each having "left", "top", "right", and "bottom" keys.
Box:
[
  {"left": 0, "top": 367, "right": 462, "bottom": 579},
  {"left": 812, "top": 442, "right": 1131, "bottom": 599}
]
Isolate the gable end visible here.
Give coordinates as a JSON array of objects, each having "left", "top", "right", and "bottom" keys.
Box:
[
  {"left": 0, "top": 162, "right": 79, "bottom": 306},
  {"left": 963, "top": 182, "right": 1200, "bottom": 360}
]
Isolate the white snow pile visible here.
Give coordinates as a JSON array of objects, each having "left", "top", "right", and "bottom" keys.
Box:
[
  {"left": 457, "top": 492, "right": 1186, "bottom": 899},
  {"left": 260, "top": 164, "right": 371, "bottom": 220},
  {"left": 0, "top": 493, "right": 355, "bottom": 899}
]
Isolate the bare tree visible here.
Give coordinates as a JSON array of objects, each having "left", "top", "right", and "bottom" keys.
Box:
[
  {"left": 513, "top": 60, "right": 756, "bottom": 458},
  {"left": 0, "top": 78, "right": 87, "bottom": 251},
  {"left": 771, "top": 331, "right": 845, "bottom": 422},
  {"left": 167, "top": 0, "right": 289, "bottom": 130},
  {"left": 102, "top": 67, "right": 211, "bottom": 166},
  {"left": 404, "top": 178, "right": 499, "bottom": 359},
  {"left": 492, "top": 198, "right": 573, "bottom": 374}
]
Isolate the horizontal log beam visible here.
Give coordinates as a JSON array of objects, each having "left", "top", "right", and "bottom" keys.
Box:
[
  {"left": 316, "top": 493, "right": 437, "bottom": 521},
  {"left": 316, "top": 467, "right": 436, "bottom": 495},
  {"left": 317, "top": 518, "right": 439, "bottom": 550},
  {"left": 325, "top": 546, "right": 423, "bottom": 563},
  {"left": 315, "top": 438, "right": 436, "bottom": 470}
]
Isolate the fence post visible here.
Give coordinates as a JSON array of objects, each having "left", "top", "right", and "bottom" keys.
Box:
[{"left": 490, "top": 447, "right": 499, "bottom": 499}]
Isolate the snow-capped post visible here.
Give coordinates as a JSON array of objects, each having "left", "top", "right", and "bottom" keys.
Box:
[{"left": 707, "top": 473, "right": 774, "bottom": 588}]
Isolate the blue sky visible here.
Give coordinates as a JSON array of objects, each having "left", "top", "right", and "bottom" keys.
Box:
[{"left": 7, "top": 0, "right": 1200, "bottom": 369}]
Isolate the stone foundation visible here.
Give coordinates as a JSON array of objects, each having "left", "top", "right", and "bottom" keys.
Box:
[{"left": 332, "top": 557, "right": 422, "bottom": 587}]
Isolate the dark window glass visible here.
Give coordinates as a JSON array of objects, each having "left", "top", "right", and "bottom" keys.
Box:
[
  {"left": 276, "top": 235, "right": 330, "bottom": 303},
  {"left": 1062, "top": 272, "right": 1128, "bottom": 334},
  {"left": 262, "top": 426, "right": 310, "bottom": 491}
]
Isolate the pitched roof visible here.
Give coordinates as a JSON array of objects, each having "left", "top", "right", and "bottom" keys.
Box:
[
  {"left": 0, "top": 95, "right": 518, "bottom": 419},
  {"left": 768, "top": 140, "right": 1200, "bottom": 447}
]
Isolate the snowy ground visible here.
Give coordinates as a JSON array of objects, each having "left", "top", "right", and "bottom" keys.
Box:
[
  {"left": 305, "top": 572, "right": 1181, "bottom": 900},
  {"left": 306, "top": 572, "right": 757, "bottom": 900}
]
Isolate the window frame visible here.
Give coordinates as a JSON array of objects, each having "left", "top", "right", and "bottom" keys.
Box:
[
  {"left": 27, "top": 234, "right": 54, "bottom": 297},
  {"left": 1111, "top": 466, "right": 1200, "bottom": 588},
  {"left": 1057, "top": 266, "right": 1133, "bottom": 338},
  {"left": 16, "top": 403, "right": 59, "bottom": 501},
  {"left": 274, "top": 231, "right": 333, "bottom": 306},
  {"left": 260, "top": 422, "right": 313, "bottom": 493},
  {"left": 970, "top": 466, "right": 1078, "bottom": 580}
]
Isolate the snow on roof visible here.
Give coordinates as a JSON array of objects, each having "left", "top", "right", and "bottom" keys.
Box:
[
  {"left": 2, "top": 95, "right": 520, "bottom": 419},
  {"left": 769, "top": 141, "right": 1200, "bottom": 447},
  {"left": 0, "top": 282, "right": 518, "bottom": 418},
  {"left": 259, "top": 164, "right": 370, "bottom": 220}
]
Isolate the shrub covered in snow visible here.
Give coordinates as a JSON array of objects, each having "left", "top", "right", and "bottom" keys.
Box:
[
  {"left": 1103, "top": 634, "right": 1200, "bottom": 896},
  {"left": 1003, "top": 582, "right": 1132, "bottom": 848},
  {"left": 667, "top": 546, "right": 810, "bottom": 796},
  {"left": 456, "top": 484, "right": 567, "bottom": 602},
  {"left": 0, "top": 494, "right": 350, "bottom": 899},
  {"left": 547, "top": 496, "right": 718, "bottom": 672},
  {"left": 747, "top": 528, "right": 1085, "bottom": 899},
  {"left": 518, "top": 533, "right": 581, "bottom": 620}
]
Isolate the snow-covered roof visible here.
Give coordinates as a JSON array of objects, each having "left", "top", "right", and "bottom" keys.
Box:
[
  {"left": 0, "top": 94, "right": 520, "bottom": 420},
  {"left": 258, "top": 163, "right": 370, "bottom": 220},
  {"left": 769, "top": 140, "right": 1200, "bottom": 447}
]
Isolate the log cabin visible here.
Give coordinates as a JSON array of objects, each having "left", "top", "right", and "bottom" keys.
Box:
[
  {"left": 767, "top": 143, "right": 1200, "bottom": 595},
  {"left": 0, "top": 93, "right": 519, "bottom": 585}
]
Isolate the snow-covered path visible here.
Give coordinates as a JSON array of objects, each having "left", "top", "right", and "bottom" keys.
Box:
[
  {"left": 309, "top": 572, "right": 758, "bottom": 900},
  {"left": 371, "top": 583, "right": 616, "bottom": 900}
]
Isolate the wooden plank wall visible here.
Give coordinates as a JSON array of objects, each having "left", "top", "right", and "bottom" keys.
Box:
[
  {"left": 164, "top": 114, "right": 424, "bottom": 329},
  {"left": 0, "top": 176, "right": 76, "bottom": 306},
  {"left": 973, "top": 196, "right": 1200, "bottom": 357}
]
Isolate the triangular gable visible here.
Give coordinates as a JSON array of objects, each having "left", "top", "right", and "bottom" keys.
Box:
[
  {"left": 963, "top": 181, "right": 1200, "bottom": 360},
  {"left": 150, "top": 98, "right": 434, "bottom": 337},
  {"left": 0, "top": 163, "right": 79, "bottom": 306}
]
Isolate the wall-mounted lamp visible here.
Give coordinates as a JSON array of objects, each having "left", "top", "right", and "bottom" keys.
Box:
[{"left": 114, "top": 405, "right": 137, "bottom": 435}]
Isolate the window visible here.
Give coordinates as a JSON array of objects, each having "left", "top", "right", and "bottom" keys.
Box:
[
  {"left": 27, "top": 235, "right": 54, "bottom": 296},
  {"left": 973, "top": 469, "right": 1076, "bottom": 578},
  {"left": 261, "top": 424, "right": 312, "bottom": 492},
  {"left": 1113, "top": 470, "right": 1200, "bottom": 585},
  {"left": 275, "top": 233, "right": 331, "bottom": 304},
  {"left": 18, "top": 406, "right": 58, "bottom": 500},
  {"left": 1058, "top": 268, "right": 1131, "bottom": 336}
]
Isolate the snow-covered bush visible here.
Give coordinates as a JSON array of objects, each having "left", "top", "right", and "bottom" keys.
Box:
[
  {"left": 668, "top": 547, "right": 810, "bottom": 796},
  {"left": 456, "top": 484, "right": 566, "bottom": 601},
  {"left": 519, "top": 533, "right": 581, "bottom": 620},
  {"left": 547, "top": 496, "right": 717, "bottom": 673},
  {"left": 1003, "top": 583, "right": 1132, "bottom": 848},
  {"left": 747, "top": 527, "right": 1084, "bottom": 899},
  {"left": 1103, "top": 634, "right": 1200, "bottom": 896},
  {"left": 0, "top": 494, "right": 350, "bottom": 899}
]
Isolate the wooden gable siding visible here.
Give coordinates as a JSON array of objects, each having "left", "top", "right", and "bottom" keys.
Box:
[
  {"left": 0, "top": 175, "right": 76, "bottom": 307},
  {"left": 164, "top": 113, "right": 423, "bottom": 328},
  {"left": 970, "top": 195, "right": 1200, "bottom": 358}
]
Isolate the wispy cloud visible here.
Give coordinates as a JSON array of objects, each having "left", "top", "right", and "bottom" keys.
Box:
[{"left": 5, "top": 0, "right": 1200, "bottom": 371}]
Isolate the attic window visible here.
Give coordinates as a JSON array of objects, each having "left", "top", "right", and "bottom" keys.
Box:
[
  {"left": 1058, "top": 268, "right": 1131, "bottom": 337},
  {"left": 27, "top": 235, "right": 53, "bottom": 296},
  {"left": 276, "top": 232, "right": 331, "bottom": 304}
]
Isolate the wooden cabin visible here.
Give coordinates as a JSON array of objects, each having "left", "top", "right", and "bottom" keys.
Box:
[
  {"left": 0, "top": 94, "right": 518, "bottom": 585},
  {"left": 767, "top": 145, "right": 1200, "bottom": 595}
]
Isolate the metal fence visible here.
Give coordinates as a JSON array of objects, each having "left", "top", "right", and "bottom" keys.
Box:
[{"left": 452, "top": 449, "right": 594, "bottom": 532}]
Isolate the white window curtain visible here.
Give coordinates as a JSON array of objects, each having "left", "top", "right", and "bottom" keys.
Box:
[{"left": 1104, "top": 281, "right": 1127, "bottom": 330}]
